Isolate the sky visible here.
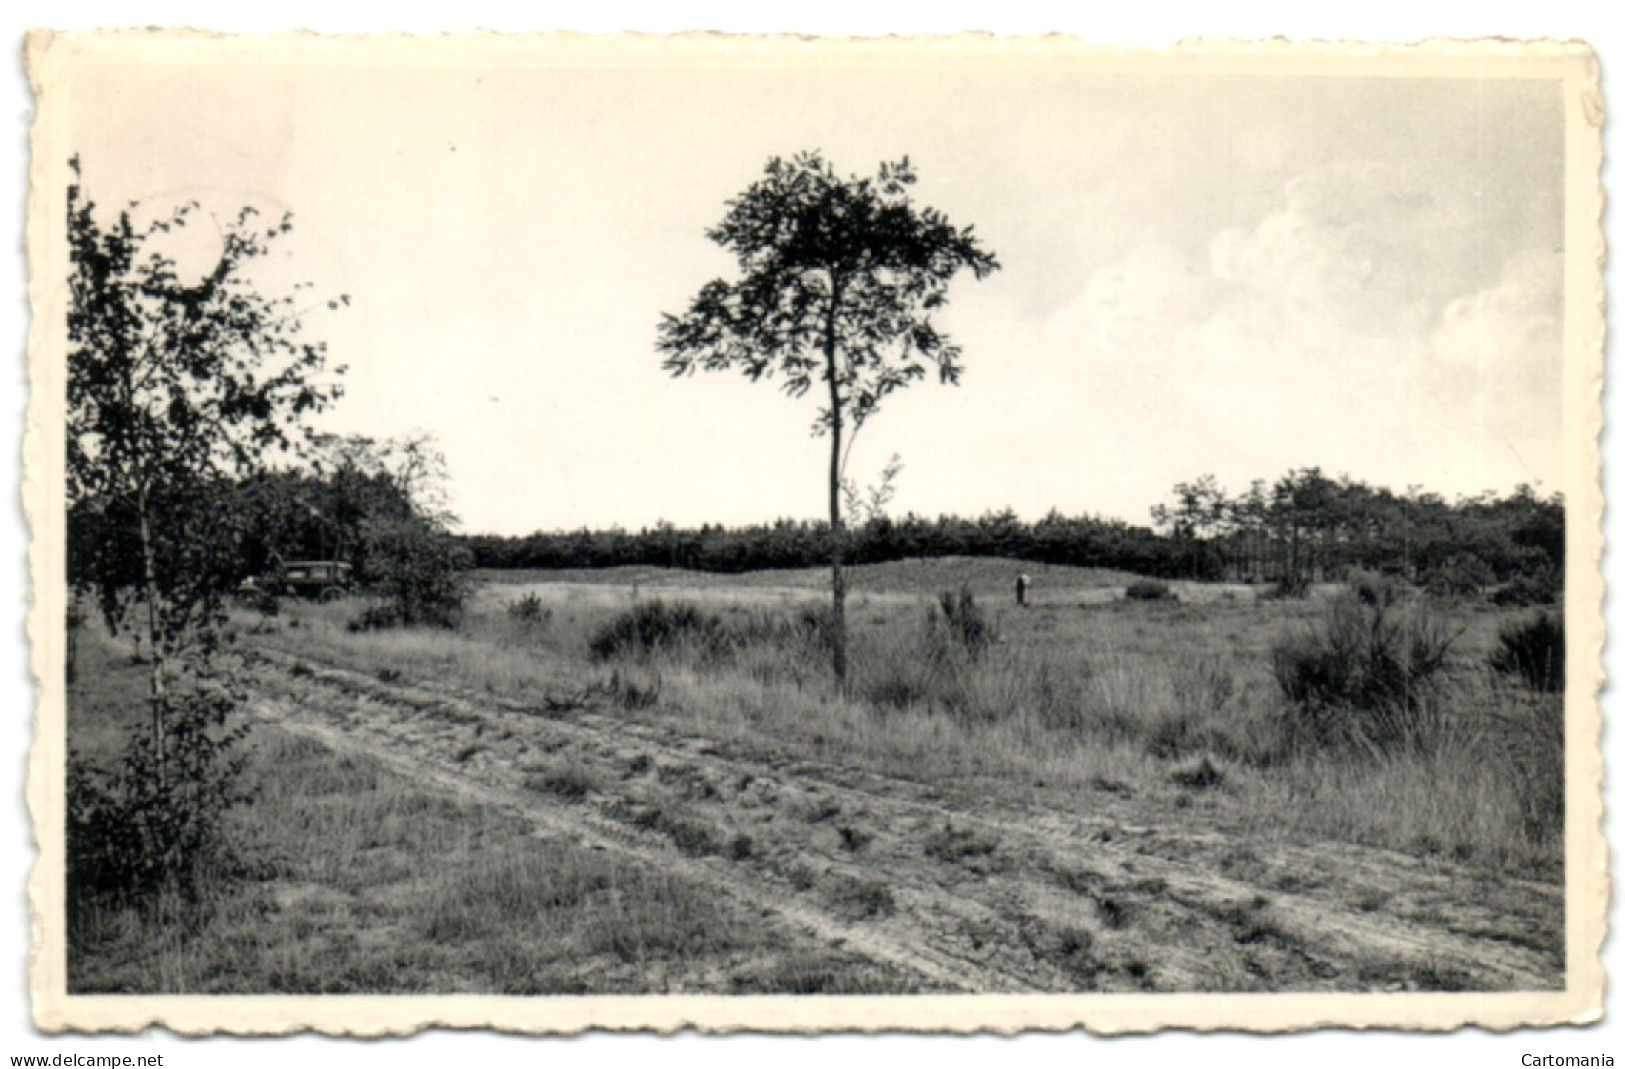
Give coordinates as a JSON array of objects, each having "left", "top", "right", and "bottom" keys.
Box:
[{"left": 57, "top": 40, "right": 1571, "bottom": 535}]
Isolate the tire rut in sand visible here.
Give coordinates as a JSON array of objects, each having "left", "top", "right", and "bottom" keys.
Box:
[
  {"left": 249, "top": 688, "right": 1020, "bottom": 993},
  {"left": 245, "top": 648, "right": 1563, "bottom": 992}
]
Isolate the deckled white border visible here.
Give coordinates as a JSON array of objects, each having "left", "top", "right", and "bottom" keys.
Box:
[{"left": 21, "top": 29, "right": 1607, "bottom": 1035}]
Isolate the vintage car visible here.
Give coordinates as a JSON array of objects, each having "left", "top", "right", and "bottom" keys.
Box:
[
  {"left": 242, "top": 560, "right": 355, "bottom": 602},
  {"left": 279, "top": 560, "right": 355, "bottom": 601}
]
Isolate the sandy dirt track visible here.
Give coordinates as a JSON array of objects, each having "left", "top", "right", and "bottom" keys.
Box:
[{"left": 244, "top": 648, "right": 1563, "bottom": 994}]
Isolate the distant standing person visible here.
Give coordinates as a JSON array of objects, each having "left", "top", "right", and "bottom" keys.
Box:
[{"left": 1016, "top": 572, "right": 1031, "bottom": 607}]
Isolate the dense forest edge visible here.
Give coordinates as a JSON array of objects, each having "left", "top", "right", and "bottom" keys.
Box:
[
  {"left": 461, "top": 468, "right": 1563, "bottom": 604},
  {"left": 71, "top": 448, "right": 1564, "bottom": 610}
]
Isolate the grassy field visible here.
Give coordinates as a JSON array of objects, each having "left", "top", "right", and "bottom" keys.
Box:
[
  {"left": 472, "top": 557, "right": 1148, "bottom": 598},
  {"left": 67, "top": 557, "right": 1566, "bottom": 993},
  {"left": 66, "top": 634, "right": 914, "bottom": 994},
  {"left": 279, "top": 563, "right": 1561, "bottom": 873}
]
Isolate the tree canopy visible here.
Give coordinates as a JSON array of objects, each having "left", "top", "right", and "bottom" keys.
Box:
[
  {"left": 658, "top": 151, "right": 998, "bottom": 438},
  {"left": 657, "top": 151, "right": 998, "bottom": 683},
  {"left": 66, "top": 157, "right": 345, "bottom": 786},
  {"left": 67, "top": 159, "right": 347, "bottom": 632}
]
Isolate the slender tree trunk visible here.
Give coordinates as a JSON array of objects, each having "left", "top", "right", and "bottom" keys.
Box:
[
  {"left": 135, "top": 481, "right": 168, "bottom": 790},
  {"left": 824, "top": 285, "right": 847, "bottom": 688}
]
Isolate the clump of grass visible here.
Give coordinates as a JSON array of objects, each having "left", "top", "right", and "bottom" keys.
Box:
[
  {"left": 588, "top": 599, "right": 727, "bottom": 662},
  {"left": 1270, "top": 595, "right": 1458, "bottom": 751},
  {"left": 795, "top": 796, "right": 843, "bottom": 824},
  {"left": 1346, "top": 568, "right": 1400, "bottom": 608},
  {"left": 729, "top": 952, "right": 914, "bottom": 994},
  {"left": 524, "top": 759, "right": 598, "bottom": 800},
  {"left": 1169, "top": 754, "right": 1226, "bottom": 790},
  {"left": 922, "top": 822, "right": 1000, "bottom": 865},
  {"left": 618, "top": 800, "right": 721, "bottom": 856},
  {"left": 731, "top": 605, "right": 834, "bottom": 651},
  {"left": 1170, "top": 655, "right": 1238, "bottom": 720},
  {"left": 1124, "top": 579, "right": 1173, "bottom": 601},
  {"left": 1035, "top": 923, "right": 1098, "bottom": 981},
  {"left": 606, "top": 666, "right": 663, "bottom": 709},
  {"left": 1481, "top": 685, "right": 1564, "bottom": 846},
  {"left": 1489, "top": 611, "right": 1564, "bottom": 693},
  {"left": 1145, "top": 655, "right": 1240, "bottom": 759},
  {"left": 828, "top": 875, "right": 895, "bottom": 920},
  {"left": 838, "top": 824, "right": 873, "bottom": 852}
]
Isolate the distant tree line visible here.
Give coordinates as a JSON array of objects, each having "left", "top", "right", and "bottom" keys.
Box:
[
  {"left": 71, "top": 450, "right": 1564, "bottom": 610},
  {"left": 460, "top": 469, "right": 1562, "bottom": 601},
  {"left": 1148, "top": 468, "right": 1562, "bottom": 598},
  {"left": 462, "top": 510, "right": 1182, "bottom": 577}
]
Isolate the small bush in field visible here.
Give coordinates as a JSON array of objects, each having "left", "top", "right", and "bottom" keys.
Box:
[
  {"left": 730, "top": 605, "right": 834, "bottom": 652},
  {"left": 358, "top": 516, "right": 472, "bottom": 629},
  {"left": 1124, "top": 579, "right": 1172, "bottom": 601},
  {"left": 507, "top": 593, "right": 551, "bottom": 626},
  {"left": 67, "top": 674, "right": 250, "bottom": 916},
  {"left": 589, "top": 599, "right": 727, "bottom": 662},
  {"left": 1271, "top": 595, "right": 1458, "bottom": 750},
  {"left": 931, "top": 586, "right": 997, "bottom": 654},
  {"left": 1346, "top": 568, "right": 1399, "bottom": 608},
  {"left": 1490, "top": 612, "right": 1564, "bottom": 693}
]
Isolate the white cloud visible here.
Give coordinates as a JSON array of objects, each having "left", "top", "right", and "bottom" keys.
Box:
[
  {"left": 1432, "top": 248, "right": 1562, "bottom": 371},
  {"left": 1211, "top": 160, "right": 1478, "bottom": 336},
  {"left": 1425, "top": 248, "right": 1564, "bottom": 488},
  {"left": 1035, "top": 161, "right": 1562, "bottom": 501}
]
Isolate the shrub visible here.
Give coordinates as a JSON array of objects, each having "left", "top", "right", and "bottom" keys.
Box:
[
  {"left": 588, "top": 599, "right": 727, "bottom": 662},
  {"left": 358, "top": 516, "right": 472, "bottom": 628},
  {"left": 67, "top": 672, "right": 250, "bottom": 917},
  {"left": 1346, "top": 568, "right": 1399, "bottom": 608},
  {"left": 1271, "top": 595, "right": 1458, "bottom": 750},
  {"left": 507, "top": 592, "right": 551, "bottom": 625},
  {"left": 1124, "top": 579, "right": 1173, "bottom": 601},
  {"left": 730, "top": 605, "right": 833, "bottom": 652},
  {"left": 931, "top": 586, "right": 997, "bottom": 654},
  {"left": 1490, "top": 612, "right": 1564, "bottom": 693}
]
